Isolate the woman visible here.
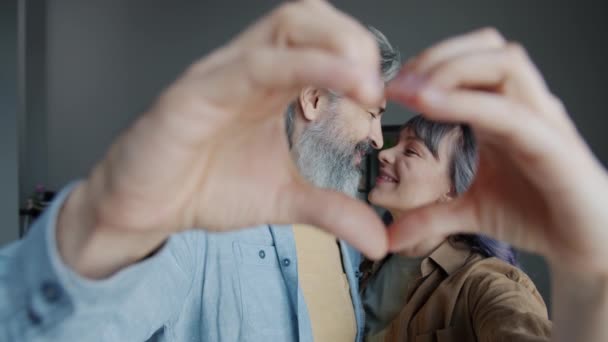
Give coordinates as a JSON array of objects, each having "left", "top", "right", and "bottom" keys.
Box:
[{"left": 362, "top": 115, "right": 551, "bottom": 341}]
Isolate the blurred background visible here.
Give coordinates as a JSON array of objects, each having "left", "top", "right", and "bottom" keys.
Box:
[{"left": 2, "top": 0, "right": 608, "bottom": 312}]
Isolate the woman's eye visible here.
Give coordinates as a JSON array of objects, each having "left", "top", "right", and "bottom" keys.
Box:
[
  {"left": 405, "top": 148, "right": 419, "bottom": 157},
  {"left": 368, "top": 112, "right": 376, "bottom": 120}
]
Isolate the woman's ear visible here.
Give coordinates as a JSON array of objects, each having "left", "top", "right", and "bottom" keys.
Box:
[
  {"left": 438, "top": 187, "right": 456, "bottom": 203},
  {"left": 298, "top": 87, "right": 322, "bottom": 122}
]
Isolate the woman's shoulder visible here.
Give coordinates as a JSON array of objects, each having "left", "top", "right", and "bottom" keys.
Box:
[
  {"left": 464, "top": 256, "right": 536, "bottom": 289},
  {"left": 457, "top": 256, "right": 548, "bottom": 314}
]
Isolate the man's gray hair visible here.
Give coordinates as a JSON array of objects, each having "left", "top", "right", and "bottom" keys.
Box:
[
  {"left": 368, "top": 26, "right": 401, "bottom": 82},
  {"left": 285, "top": 26, "right": 400, "bottom": 141}
]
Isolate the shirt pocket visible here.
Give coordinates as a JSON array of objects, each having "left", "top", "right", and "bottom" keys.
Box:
[
  {"left": 234, "top": 241, "right": 294, "bottom": 336},
  {"left": 415, "top": 327, "right": 456, "bottom": 342}
]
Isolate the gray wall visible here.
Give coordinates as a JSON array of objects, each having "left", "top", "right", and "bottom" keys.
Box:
[
  {"left": 40, "top": 0, "right": 608, "bottom": 188},
  {"left": 21, "top": 0, "right": 49, "bottom": 213},
  {"left": 15, "top": 0, "right": 608, "bottom": 309},
  {"left": 44, "top": 0, "right": 281, "bottom": 189},
  {"left": 0, "top": 0, "right": 20, "bottom": 246}
]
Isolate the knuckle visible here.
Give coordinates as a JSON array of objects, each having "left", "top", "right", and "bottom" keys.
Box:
[
  {"left": 341, "top": 34, "right": 362, "bottom": 56},
  {"left": 548, "top": 94, "right": 567, "bottom": 113},
  {"left": 334, "top": 31, "right": 373, "bottom": 69},
  {"left": 498, "top": 106, "right": 528, "bottom": 140},
  {"left": 361, "top": 35, "right": 380, "bottom": 65},
  {"left": 273, "top": 2, "right": 298, "bottom": 26},
  {"left": 477, "top": 27, "right": 506, "bottom": 45},
  {"left": 505, "top": 42, "right": 528, "bottom": 60},
  {"left": 364, "top": 32, "right": 380, "bottom": 57},
  {"left": 502, "top": 100, "right": 526, "bottom": 119},
  {"left": 504, "top": 42, "right": 530, "bottom": 69}
]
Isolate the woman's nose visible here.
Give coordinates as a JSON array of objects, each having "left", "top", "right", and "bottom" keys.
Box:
[{"left": 378, "top": 148, "right": 395, "bottom": 165}]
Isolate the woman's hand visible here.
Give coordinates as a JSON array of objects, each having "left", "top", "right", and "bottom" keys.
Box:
[{"left": 386, "top": 28, "right": 608, "bottom": 275}]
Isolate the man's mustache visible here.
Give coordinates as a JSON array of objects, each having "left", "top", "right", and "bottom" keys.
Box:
[{"left": 355, "top": 139, "right": 374, "bottom": 157}]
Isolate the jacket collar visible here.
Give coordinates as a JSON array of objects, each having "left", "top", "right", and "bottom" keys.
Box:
[{"left": 420, "top": 239, "right": 472, "bottom": 277}]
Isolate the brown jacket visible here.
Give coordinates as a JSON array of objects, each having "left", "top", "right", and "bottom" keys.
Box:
[{"left": 363, "top": 241, "right": 552, "bottom": 342}]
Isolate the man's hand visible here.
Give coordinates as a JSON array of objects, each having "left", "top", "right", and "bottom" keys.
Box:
[{"left": 58, "top": 0, "right": 388, "bottom": 278}]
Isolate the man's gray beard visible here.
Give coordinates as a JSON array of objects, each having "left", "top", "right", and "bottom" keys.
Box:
[{"left": 293, "top": 113, "right": 363, "bottom": 198}]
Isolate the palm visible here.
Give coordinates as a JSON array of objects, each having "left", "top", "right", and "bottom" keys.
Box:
[
  {"left": 97, "top": 93, "right": 296, "bottom": 232},
  {"left": 466, "top": 133, "right": 608, "bottom": 269},
  {"left": 464, "top": 144, "right": 553, "bottom": 254},
  {"left": 188, "top": 111, "right": 300, "bottom": 230}
]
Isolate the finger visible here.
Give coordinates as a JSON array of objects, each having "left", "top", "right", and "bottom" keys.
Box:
[
  {"left": 282, "top": 181, "right": 388, "bottom": 260},
  {"left": 427, "top": 44, "right": 551, "bottom": 114},
  {"left": 389, "top": 43, "right": 568, "bottom": 132},
  {"left": 274, "top": 0, "right": 379, "bottom": 70},
  {"left": 401, "top": 88, "right": 565, "bottom": 169},
  {"left": 390, "top": 82, "right": 586, "bottom": 203},
  {"left": 246, "top": 47, "right": 384, "bottom": 107},
  {"left": 388, "top": 86, "right": 534, "bottom": 142},
  {"left": 387, "top": 197, "right": 479, "bottom": 253},
  {"left": 404, "top": 27, "right": 505, "bottom": 76},
  {"left": 234, "top": 1, "right": 382, "bottom": 98},
  {"left": 188, "top": 47, "right": 383, "bottom": 113}
]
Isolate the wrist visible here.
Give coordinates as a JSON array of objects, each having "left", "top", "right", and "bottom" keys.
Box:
[
  {"left": 56, "top": 181, "right": 99, "bottom": 276},
  {"left": 56, "top": 181, "right": 170, "bottom": 279},
  {"left": 550, "top": 266, "right": 608, "bottom": 342}
]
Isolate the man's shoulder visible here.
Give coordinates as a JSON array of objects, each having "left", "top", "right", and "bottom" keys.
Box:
[{"left": 0, "top": 240, "right": 21, "bottom": 258}]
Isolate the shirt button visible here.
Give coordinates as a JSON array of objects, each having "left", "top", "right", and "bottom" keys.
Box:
[
  {"left": 27, "top": 308, "right": 42, "bottom": 325},
  {"left": 282, "top": 258, "right": 291, "bottom": 267},
  {"left": 41, "top": 282, "right": 62, "bottom": 303},
  {"left": 258, "top": 250, "right": 266, "bottom": 259}
]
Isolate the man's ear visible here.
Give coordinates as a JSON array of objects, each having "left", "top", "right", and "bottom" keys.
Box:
[{"left": 298, "top": 87, "right": 322, "bottom": 122}]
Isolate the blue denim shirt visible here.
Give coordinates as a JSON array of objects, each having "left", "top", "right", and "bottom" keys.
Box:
[{"left": 0, "top": 184, "right": 366, "bottom": 341}]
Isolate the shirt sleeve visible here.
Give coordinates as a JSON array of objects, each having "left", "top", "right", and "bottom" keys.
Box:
[
  {"left": 0, "top": 182, "right": 206, "bottom": 341},
  {"left": 362, "top": 254, "right": 422, "bottom": 335},
  {"left": 469, "top": 267, "right": 552, "bottom": 342}
]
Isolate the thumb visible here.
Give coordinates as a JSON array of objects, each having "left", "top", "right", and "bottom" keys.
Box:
[
  {"left": 283, "top": 182, "right": 388, "bottom": 260},
  {"left": 387, "top": 197, "right": 479, "bottom": 254}
]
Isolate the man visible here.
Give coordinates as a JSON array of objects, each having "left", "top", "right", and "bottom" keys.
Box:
[{"left": 0, "top": 1, "right": 399, "bottom": 341}]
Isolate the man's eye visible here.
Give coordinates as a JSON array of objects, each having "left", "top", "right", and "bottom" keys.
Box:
[{"left": 368, "top": 112, "right": 376, "bottom": 119}]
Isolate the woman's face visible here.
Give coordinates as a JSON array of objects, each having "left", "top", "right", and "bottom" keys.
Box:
[{"left": 368, "top": 128, "right": 456, "bottom": 213}]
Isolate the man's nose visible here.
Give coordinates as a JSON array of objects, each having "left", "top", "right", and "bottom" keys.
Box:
[{"left": 370, "top": 119, "right": 384, "bottom": 150}]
